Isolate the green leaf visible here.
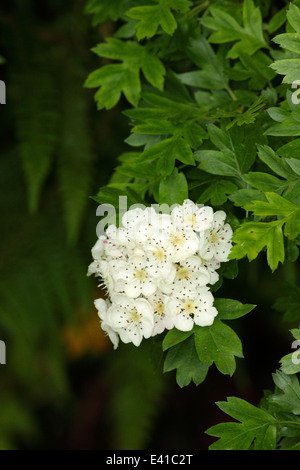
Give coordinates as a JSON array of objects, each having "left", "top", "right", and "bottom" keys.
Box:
[
  {"left": 230, "top": 220, "right": 285, "bottom": 272},
  {"left": 184, "top": 35, "right": 229, "bottom": 91},
  {"left": 269, "top": 371, "right": 300, "bottom": 415},
  {"left": 202, "top": 0, "right": 267, "bottom": 60},
  {"left": 206, "top": 397, "right": 277, "bottom": 450},
  {"left": 84, "top": 0, "right": 125, "bottom": 25},
  {"left": 286, "top": 239, "right": 300, "bottom": 262},
  {"left": 229, "top": 189, "right": 267, "bottom": 207},
  {"left": 207, "top": 123, "right": 232, "bottom": 151},
  {"left": 196, "top": 123, "right": 259, "bottom": 177},
  {"left": 243, "top": 192, "right": 300, "bottom": 240},
  {"left": 287, "top": 3, "right": 300, "bottom": 32},
  {"left": 199, "top": 179, "right": 238, "bottom": 206},
  {"left": 277, "top": 139, "right": 300, "bottom": 159},
  {"left": 220, "top": 259, "right": 239, "bottom": 280},
  {"left": 127, "top": 0, "right": 192, "bottom": 40},
  {"left": 227, "top": 96, "right": 266, "bottom": 128},
  {"left": 92, "top": 183, "right": 145, "bottom": 210},
  {"left": 280, "top": 353, "right": 300, "bottom": 375},
  {"left": 178, "top": 36, "right": 229, "bottom": 91},
  {"left": 284, "top": 211, "right": 300, "bottom": 240},
  {"left": 214, "top": 299, "right": 256, "bottom": 320},
  {"left": 238, "top": 51, "right": 276, "bottom": 90},
  {"left": 194, "top": 319, "right": 243, "bottom": 376},
  {"left": 162, "top": 328, "right": 194, "bottom": 351},
  {"left": 257, "top": 144, "right": 294, "bottom": 179},
  {"left": 182, "top": 123, "right": 207, "bottom": 150},
  {"left": 270, "top": 59, "right": 300, "bottom": 85},
  {"left": 195, "top": 150, "right": 240, "bottom": 178},
  {"left": 273, "top": 33, "right": 300, "bottom": 55},
  {"left": 268, "top": 6, "right": 288, "bottom": 34},
  {"left": 138, "top": 138, "right": 175, "bottom": 175},
  {"left": 286, "top": 158, "right": 300, "bottom": 176},
  {"left": 84, "top": 38, "right": 165, "bottom": 109},
  {"left": 280, "top": 329, "right": 300, "bottom": 374},
  {"left": 117, "top": 161, "right": 157, "bottom": 180},
  {"left": 269, "top": 5, "right": 300, "bottom": 83},
  {"left": 244, "top": 192, "right": 298, "bottom": 217},
  {"left": 267, "top": 107, "right": 290, "bottom": 122},
  {"left": 208, "top": 123, "right": 259, "bottom": 173},
  {"left": 242, "top": 172, "right": 288, "bottom": 193},
  {"left": 139, "top": 134, "right": 194, "bottom": 176},
  {"left": 159, "top": 168, "right": 188, "bottom": 205},
  {"left": 163, "top": 335, "right": 208, "bottom": 387}
]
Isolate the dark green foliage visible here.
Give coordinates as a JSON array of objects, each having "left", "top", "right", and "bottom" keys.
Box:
[
  {"left": 86, "top": 0, "right": 300, "bottom": 276},
  {"left": 84, "top": 0, "right": 300, "bottom": 450},
  {"left": 206, "top": 330, "right": 300, "bottom": 450}
]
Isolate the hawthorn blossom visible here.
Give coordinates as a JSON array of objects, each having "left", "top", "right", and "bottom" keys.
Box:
[
  {"left": 200, "top": 211, "right": 233, "bottom": 262},
  {"left": 198, "top": 256, "right": 221, "bottom": 286},
  {"left": 171, "top": 256, "right": 211, "bottom": 295},
  {"left": 144, "top": 230, "right": 176, "bottom": 283},
  {"left": 147, "top": 290, "right": 174, "bottom": 335},
  {"left": 94, "top": 298, "right": 119, "bottom": 349},
  {"left": 115, "top": 255, "right": 157, "bottom": 298},
  {"left": 168, "top": 227, "right": 200, "bottom": 262},
  {"left": 171, "top": 199, "right": 213, "bottom": 232},
  {"left": 105, "top": 295, "right": 154, "bottom": 347},
  {"left": 88, "top": 200, "right": 233, "bottom": 345},
  {"left": 167, "top": 288, "right": 218, "bottom": 330},
  {"left": 165, "top": 296, "right": 195, "bottom": 331},
  {"left": 89, "top": 259, "right": 126, "bottom": 295}
]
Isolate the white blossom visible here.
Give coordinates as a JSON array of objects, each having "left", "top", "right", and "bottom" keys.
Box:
[
  {"left": 200, "top": 211, "right": 233, "bottom": 262},
  {"left": 171, "top": 199, "right": 213, "bottom": 232},
  {"left": 167, "top": 288, "right": 218, "bottom": 330},
  {"left": 170, "top": 256, "right": 211, "bottom": 295},
  {"left": 88, "top": 200, "right": 233, "bottom": 347},
  {"left": 168, "top": 226, "right": 200, "bottom": 262},
  {"left": 105, "top": 295, "right": 154, "bottom": 347},
  {"left": 94, "top": 298, "right": 119, "bottom": 349},
  {"left": 147, "top": 290, "right": 174, "bottom": 335},
  {"left": 115, "top": 255, "right": 157, "bottom": 298}
]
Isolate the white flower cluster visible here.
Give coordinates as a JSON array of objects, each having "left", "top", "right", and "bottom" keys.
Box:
[{"left": 88, "top": 200, "right": 233, "bottom": 349}]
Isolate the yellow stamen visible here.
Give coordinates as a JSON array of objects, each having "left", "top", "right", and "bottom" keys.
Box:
[
  {"left": 209, "top": 231, "right": 219, "bottom": 244},
  {"left": 154, "top": 248, "right": 165, "bottom": 261},
  {"left": 155, "top": 302, "right": 165, "bottom": 315},
  {"left": 177, "top": 267, "right": 190, "bottom": 281},
  {"left": 130, "top": 308, "right": 142, "bottom": 323},
  {"left": 135, "top": 269, "right": 147, "bottom": 281},
  {"left": 182, "top": 300, "right": 196, "bottom": 314},
  {"left": 184, "top": 213, "right": 196, "bottom": 226},
  {"left": 170, "top": 231, "right": 185, "bottom": 245}
]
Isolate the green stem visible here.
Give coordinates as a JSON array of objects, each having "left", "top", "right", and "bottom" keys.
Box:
[
  {"left": 182, "top": 1, "right": 210, "bottom": 19},
  {"left": 277, "top": 420, "right": 300, "bottom": 427},
  {"left": 225, "top": 85, "right": 238, "bottom": 102}
]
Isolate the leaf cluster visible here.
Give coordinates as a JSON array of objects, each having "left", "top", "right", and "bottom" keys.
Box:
[
  {"left": 206, "top": 329, "right": 300, "bottom": 450},
  {"left": 85, "top": 0, "right": 300, "bottom": 395}
]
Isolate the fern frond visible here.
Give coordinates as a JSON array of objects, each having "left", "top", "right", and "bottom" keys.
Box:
[
  {"left": 57, "top": 54, "right": 95, "bottom": 244},
  {"left": 11, "top": 69, "right": 59, "bottom": 213}
]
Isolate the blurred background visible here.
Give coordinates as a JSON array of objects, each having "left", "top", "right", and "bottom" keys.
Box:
[{"left": 0, "top": 0, "right": 298, "bottom": 450}]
